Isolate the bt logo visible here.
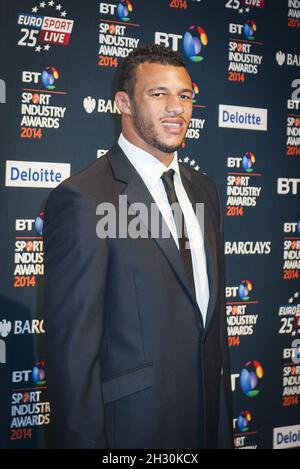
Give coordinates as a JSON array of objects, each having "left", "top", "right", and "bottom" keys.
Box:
[
  {"left": 227, "top": 151, "right": 256, "bottom": 172},
  {"left": 15, "top": 212, "right": 44, "bottom": 235},
  {"left": 226, "top": 279, "right": 253, "bottom": 300},
  {"left": 284, "top": 222, "right": 300, "bottom": 234},
  {"left": 117, "top": 1, "right": 133, "bottom": 21},
  {"left": 242, "top": 151, "right": 256, "bottom": 172},
  {"left": 183, "top": 25, "right": 208, "bottom": 62},
  {"left": 239, "top": 280, "right": 253, "bottom": 301},
  {"left": 100, "top": 1, "right": 134, "bottom": 21},
  {"left": 240, "top": 360, "right": 264, "bottom": 397},
  {"left": 192, "top": 82, "right": 200, "bottom": 103},
  {"left": 155, "top": 24, "right": 208, "bottom": 62},
  {"left": 41, "top": 66, "right": 59, "bottom": 90},
  {"left": 244, "top": 20, "right": 256, "bottom": 39},
  {"left": 277, "top": 178, "right": 300, "bottom": 195},
  {"left": 22, "top": 67, "right": 60, "bottom": 90},
  {"left": 236, "top": 410, "right": 252, "bottom": 433},
  {"left": 229, "top": 20, "right": 257, "bottom": 40},
  {"left": 12, "top": 362, "right": 46, "bottom": 384}
]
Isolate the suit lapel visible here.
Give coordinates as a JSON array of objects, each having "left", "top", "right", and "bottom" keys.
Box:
[
  {"left": 180, "top": 166, "right": 219, "bottom": 333},
  {"left": 108, "top": 147, "right": 202, "bottom": 329}
]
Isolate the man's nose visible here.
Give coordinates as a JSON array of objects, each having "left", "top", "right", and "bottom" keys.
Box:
[{"left": 165, "top": 96, "right": 184, "bottom": 115}]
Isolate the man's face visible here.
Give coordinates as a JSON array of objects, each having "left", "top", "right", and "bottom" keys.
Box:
[{"left": 129, "top": 62, "right": 193, "bottom": 155}]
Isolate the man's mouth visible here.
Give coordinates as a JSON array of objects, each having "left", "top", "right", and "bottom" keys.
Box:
[{"left": 161, "top": 119, "right": 185, "bottom": 134}]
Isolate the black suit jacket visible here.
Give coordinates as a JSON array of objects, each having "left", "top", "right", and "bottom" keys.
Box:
[{"left": 44, "top": 145, "right": 233, "bottom": 449}]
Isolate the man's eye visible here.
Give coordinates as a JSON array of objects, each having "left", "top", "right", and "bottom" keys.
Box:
[
  {"left": 180, "top": 95, "right": 192, "bottom": 100},
  {"left": 152, "top": 93, "right": 165, "bottom": 97}
]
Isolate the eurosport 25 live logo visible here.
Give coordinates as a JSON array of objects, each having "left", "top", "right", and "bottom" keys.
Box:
[
  {"left": 225, "top": 0, "right": 265, "bottom": 15},
  {"left": 17, "top": 1, "right": 74, "bottom": 53}
]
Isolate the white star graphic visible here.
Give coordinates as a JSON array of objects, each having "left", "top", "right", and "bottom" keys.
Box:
[
  {"left": 56, "top": 3, "right": 62, "bottom": 10},
  {"left": 295, "top": 292, "right": 299, "bottom": 298},
  {"left": 48, "top": 0, "right": 54, "bottom": 6},
  {"left": 246, "top": 7, "right": 250, "bottom": 13},
  {"left": 289, "top": 297, "right": 293, "bottom": 303},
  {"left": 35, "top": 45, "right": 42, "bottom": 52},
  {"left": 40, "top": 1, "right": 46, "bottom": 7},
  {"left": 190, "top": 160, "right": 196, "bottom": 166},
  {"left": 184, "top": 157, "right": 189, "bottom": 163},
  {"left": 239, "top": 8, "right": 243, "bottom": 13},
  {"left": 61, "top": 10, "right": 67, "bottom": 17},
  {"left": 32, "top": 6, "right": 38, "bottom": 12},
  {"left": 44, "top": 44, "right": 51, "bottom": 50},
  {"left": 195, "top": 165, "right": 200, "bottom": 171}
]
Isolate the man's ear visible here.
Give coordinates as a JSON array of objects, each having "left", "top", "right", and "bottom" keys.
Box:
[{"left": 115, "top": 91, "right": 132, "bottom": 115}]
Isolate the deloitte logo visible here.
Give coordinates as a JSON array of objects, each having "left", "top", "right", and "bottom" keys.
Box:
[
  {"left": 5, "top": 161, "right": 70, "bottom": 188},
  {"left": 273, "top": 425, "right": 300, "bottom": 449},
  {"left": 219, "top": 104, "right": 268, "bottom": 131}
]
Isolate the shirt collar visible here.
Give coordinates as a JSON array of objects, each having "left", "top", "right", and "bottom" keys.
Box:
[{"left": 118, "top": 133, "right": 182, "bottom": 189}]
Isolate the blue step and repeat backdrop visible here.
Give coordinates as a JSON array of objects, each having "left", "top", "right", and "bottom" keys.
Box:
[{"left": 0, "top": 0, "right": 300, "bottom": 450}]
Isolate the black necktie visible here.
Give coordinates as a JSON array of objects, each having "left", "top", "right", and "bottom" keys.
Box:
[{"left": 161, "top": 169, "right": 196, "bottom": 297}]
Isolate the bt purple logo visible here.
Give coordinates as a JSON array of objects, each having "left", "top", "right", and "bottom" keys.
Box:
[
  {"left": 183, "top": 25, "right": 208, "bottom": 62},
  {"left": 240, "top": 360, "right": 264, "bottom": 397},
  {"left": 242, "top": 151, "right": 256, "bottom": 172},
  {"left": 239, "top": 280, "right": 253, "bottom": 301},
  {"left": 32, "top": 362, "right": 46, "bottom": 385},
  {"left": 244, "top": 20, "right": 256, "bottom": 40},
  {"left": 41, "top": 66, "right": 59, "bottom": 90},
  {"left": 117, "top": 0, "right": 133, "bottom": 22}
]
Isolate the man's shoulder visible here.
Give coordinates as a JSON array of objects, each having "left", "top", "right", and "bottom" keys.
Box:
[
  {"left": 48, "top": 146, "right": 120, "bottom": 205},
  {"left": 62, "top": 148, "right": 114, "bottom": 191}
]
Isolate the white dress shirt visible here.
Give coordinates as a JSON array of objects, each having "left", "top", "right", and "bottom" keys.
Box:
[{"left": 118, "top": 133, "right": 210, "bottom": 323}]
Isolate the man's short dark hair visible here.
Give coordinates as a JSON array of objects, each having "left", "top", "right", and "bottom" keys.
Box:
[{"left": 117, "top": 44, "right": 187, "bottom": 97}]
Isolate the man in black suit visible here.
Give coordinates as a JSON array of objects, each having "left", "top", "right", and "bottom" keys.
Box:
[{"left": 44, "top": 44, "right": 233, "bottom": 449}]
